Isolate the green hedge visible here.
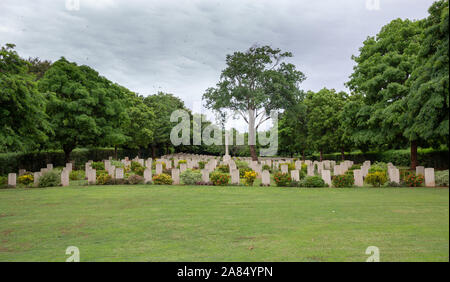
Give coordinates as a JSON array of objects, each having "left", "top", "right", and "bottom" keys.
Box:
[
  {"left": 0, "top": 148, "right": 153, "bottom": 175},
  {"left": 307, "top": 148, "right": 449, "bottom": 169}
]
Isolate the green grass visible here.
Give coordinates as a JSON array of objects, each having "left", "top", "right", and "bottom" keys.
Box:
[{"left": 0, "top": 185, "right": 448, "bottom": 262}]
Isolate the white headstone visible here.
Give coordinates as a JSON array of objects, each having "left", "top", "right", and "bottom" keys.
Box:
[
  {"left": 353, "top": 169, "right": 364, "bottom": 187},
  {"left": 307, "top": 164, "right": 314, "bottom": 176},
  {"left": 115, "top": 168, "right": 124, "bottom": 179},
  {"left": 291, "top": 170, "right": 300, "bottom": 182},
  {"left": 281, "top": 164, "right": 289, "bottom": 174},
  {"left": 156, "top": 163, "right": 163, "bottom": 175},
  {"left": 47, "top": 164, "right": 53, "bottom": 170},
  {"left": 61, "top": 169, "right": 69, "bottom": 187},
  {"left": 424, "top": 168, "right": 435, "bottom": 187},
  {"left": 87, "top": 169, "right": 96, "bottom": 184},
  {"left": 201, "top": 169, "right": 209, "bottom": 183},
  {"left": 65, "top": 163, "right": 73, "bottom": 173},
  {"left": 416, "top": 166, "right": 425, "bottom": 176},
  {"left": 389, "top": 167, "right": 400, "bottom": 184},
  {"left": 180, "top": 163, "right": 187, "bottom": 173},
  {"left": 33, "top": 172, "right": 41, "bottom": 185},
  {"left": 262, "top": 170, "right": 271, "bottom": 186},
  {"left": 144, "top": 168, "right": 152, "bottom": 183},
  {"left": 321, "top": 170, "right": 332, "bottom": 187},
  {"left": 231, "top": 169, "right": 240, "bottom": 185},
  {"left": 172, "top": 169, "right": 180, "bottom": 185},
  {"left": 8, "top": 173, "right": 16, "bottom": 187}
]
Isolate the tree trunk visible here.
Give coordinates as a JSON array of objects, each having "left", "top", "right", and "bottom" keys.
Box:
[
  {"left": 302, "top": 150, "right": 305, "bottom": 161},
  {"left": 63, "top": 145, "right": 74, "bottom": 164},
  {"left": 341, "top": 147, "right": 345, "bottom": 161},
  {"left": 248, "top": 108, "right": 258, "bottom": 161},
  {"left": 152, "top": 144, "right": 157, "bottom": 159},
  {"left": 411, "top": 140, "right": 418, "bottom": 170},
  {"left": 114, "top": 145, "right": 118, "bottom": 160},
  {"left": 249, "top": 145, "right": 258, "bottom": 161},
  {"left": 320, "top": 150, "right": 323, "bottom": 162}
]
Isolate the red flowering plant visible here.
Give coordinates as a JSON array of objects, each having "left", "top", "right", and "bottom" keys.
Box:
[
  {"left": 210, "top": 172, "right": 230, "bottom": 186},
  {"left": 403, "top": 172, "right": 424, "bottom": 187},
  {"left": 274, "top": 172, "right": 291, "bottom": 187}
]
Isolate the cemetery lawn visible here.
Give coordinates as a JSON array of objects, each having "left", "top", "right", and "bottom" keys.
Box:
[{"left": 0, "top": 185, "right": 448, "bottom": 262}]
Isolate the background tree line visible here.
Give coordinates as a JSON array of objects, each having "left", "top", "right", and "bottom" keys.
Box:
[
  {"left": 278, "top": 0, "right": 448, "bottom": 169},
  {"left": 0, "top": 44, "right": 228, "bottom": 161}
]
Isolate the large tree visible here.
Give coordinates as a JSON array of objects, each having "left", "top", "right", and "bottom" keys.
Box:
[
  {"left": 38, "top": 58, "right": 130, "bottom": 162},
  {"left": 0, "top": 44, "right": 51, "bottom": 152},
  {"left": 144, "top": 92, "right": 186, "bottom": 157},
  {"left": 346, "top": 18, "right": 424, "bottom": 167},
  {"left": 404, "top": 0, "right": 449, "bottom": 167},
  {"left": 304, "top": 88, "right": 348, "bottom": 161},
  {"left": 278, "top": 91, "right": 308, "bottom": 158},
  {"left": 203, "top": 45, "right": 305, "bottom": 160}
]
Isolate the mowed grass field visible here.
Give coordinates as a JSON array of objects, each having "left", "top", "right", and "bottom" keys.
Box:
[{"left": 0, "top": 185, "right": 448, "bottom": 262}]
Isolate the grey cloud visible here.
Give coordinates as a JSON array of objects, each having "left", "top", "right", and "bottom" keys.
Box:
[{"left": 0, "top": 0, "right": 434, "bottom": 127}]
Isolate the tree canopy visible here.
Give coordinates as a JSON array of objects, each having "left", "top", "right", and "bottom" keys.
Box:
[{"left": 203, "top": 45, "right": 306, "bottom": 160}]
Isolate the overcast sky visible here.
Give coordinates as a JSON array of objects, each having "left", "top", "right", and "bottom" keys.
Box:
[{"left": 0, "top": 0, "right": 434, "bottom": 130}]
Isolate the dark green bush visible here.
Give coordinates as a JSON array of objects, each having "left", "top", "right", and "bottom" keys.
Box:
[
  {"left": 91, "top": 161, "right": 105, "bottom": 170},
  {"left": 300, "top": 176, "right": 328, "bottom": 188},
  {"left": 38, "top": 170, "right": 61, "bottom": 188},
  {"left": 180, "top": 169, "right": 202, "bottom": 185},
  {"left": 69, "top": 170, "right": 85, "bottom": 180},
  {"left": 0, "top": 175, "right": 8, "bottom": 188},
  {"left": 332, "top": 174, "right": 355, "bottom": 188}
]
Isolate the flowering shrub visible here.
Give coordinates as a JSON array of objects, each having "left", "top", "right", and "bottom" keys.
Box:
[
  {"left": 126, "top": 174, "right": 145, "bottom": 185},
  {"left": 152, "top": 173, "right": 173, "bottom": 185},
  {"left": 403, "top": 172, "right": 424, "bottom": 187},
  {"left": 131, "top": 161, "right": 145, "bottom": 176},
  {"left": 18, "top": 174, "right": 34, "bottom": 186},
  {"left": 210, "top": 172, "right": 230, "bottom": 186},
  {"left": 69, "top": 170, "right": 85, "bottom": 180},
  {"left": 274, "top": 172, "right": 291, "bottom": 187},
  {"left": 97, "top": 173, "right": 112, "bottom": 185},
  {"left": 181, "top": 169, "right": 202, "bottom": 185},
  {"left": 243, "top": 170, "right": 257, "bottom": 186},
  {"left": 217, "top": 164, "right": 230, "bottom": 173},
  {"left": 332, "top": 174, "right": 354, "bottom": 188},
  {"left": 239, "top": 167, "right": 254, "bottom": 178},
  {"left": 365, "top": 171, "right": 388, "bottom": 187}
]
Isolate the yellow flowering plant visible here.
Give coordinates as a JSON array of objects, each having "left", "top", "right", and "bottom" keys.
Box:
[{"left": 243, "top": 171, "right": 257, "bottom": 186}]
